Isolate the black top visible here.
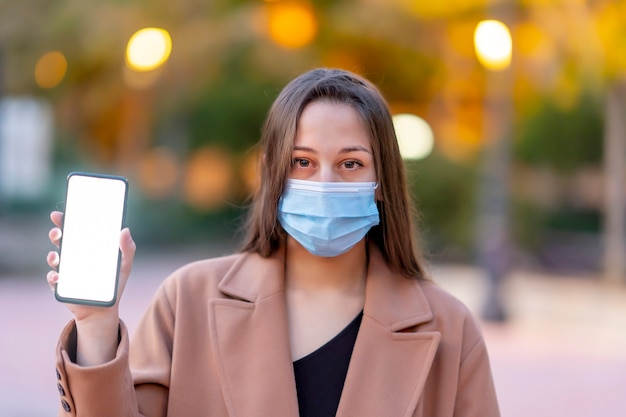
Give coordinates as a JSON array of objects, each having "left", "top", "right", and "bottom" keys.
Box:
[{"left": 293, "top": 311, "right": 363, "bottom": 417}]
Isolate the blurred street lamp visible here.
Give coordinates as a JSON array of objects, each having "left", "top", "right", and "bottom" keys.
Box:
[
  {"left": 126, "top": 28, "right": 172, "bottom": 72},
  {"left": 119, "top": 28, "right": 173, "bottom": 169},
  {"left": 474, "top": 18, "right": 513, "bottom": 321},
  {"left": 603, "top": 81, "right": 626, "bottom": 284},
  {"left": 0, "top": 45, "right": 3, "bottom": 213},
  {"left": 392, "top": 114, "right": 434, "bottom": 160},
  {"left": 474, "top": 20, "right": 512, "bottom": 71}
]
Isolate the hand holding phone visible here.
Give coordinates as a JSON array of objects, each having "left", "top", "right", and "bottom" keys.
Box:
[{"left": 55, "top": 172, "right": 129, "bottom": 306}]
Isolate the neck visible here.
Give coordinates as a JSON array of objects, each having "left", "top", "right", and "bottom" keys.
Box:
[{"left": 284, "top": 237, "right": 368, "bottom": 295}]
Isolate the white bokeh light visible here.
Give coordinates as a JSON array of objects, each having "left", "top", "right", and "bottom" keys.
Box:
[
  {"left": 474, "top": 20, "right": 512, "bottom": 71},
  {"left": 126, "top": 28, "right": 172, "bottom": 72},
  {"left": 392, "top": 113, "right": 434, "bottom": 160}
]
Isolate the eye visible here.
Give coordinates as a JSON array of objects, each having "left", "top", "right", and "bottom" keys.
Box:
[
  {"left": 342, "top": 160, "right": 363, "bottom": 169},
  {"left": 292, "top": 158, "right": 310, "bottom": 168}
]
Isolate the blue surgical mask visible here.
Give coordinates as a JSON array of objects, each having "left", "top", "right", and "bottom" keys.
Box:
[{"left": 278, "top": 179, "right": 380, "bottom": 257}]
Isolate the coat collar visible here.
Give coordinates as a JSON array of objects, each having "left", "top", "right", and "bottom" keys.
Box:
[
  {"left": 216, "top": 245, "right": 286, "bottom": 302},
  {"left": 217, "top": 244, "right": 434, "bottom": 330},
  {"left": 209, "top": 244, "right": 440, "bottom": 417},
  {"left": 361, "top": 244, "right": 434, "bottom": 330},
  {"left": 337, "top": 246, "right": 441, "bottom": 417}
]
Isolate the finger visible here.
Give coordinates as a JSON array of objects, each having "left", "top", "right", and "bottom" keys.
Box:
[
  {"left": 119, "top": 228, "right": 136, "bottom": 274},
  {"left": 50, "top": 211, "right": 63, "bottom": 228},
  {"left": 47, "top": 251, "right": 60, "bottom": 269},
  {"left": 47, "top": 270, "right": 59, "bottom": 289},
  {"left": 48, "top": 227, "right": 62, "bottom": 247},
  {"left": 114, "top": 228, "right": 136, "bottom": 298}
]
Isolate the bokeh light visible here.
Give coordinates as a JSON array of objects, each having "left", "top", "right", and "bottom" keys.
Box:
[
  {"left": 138, "top": 147, "right": 181, "bottom": 199},
  {"left": 392, "top": 114, "right": 435, "bottom": 160},
  {"left": 34, "top": 51, "right": 67, "bottom": 89},
  {"left": 266, "top": 1, "right": 317, "bottom": 49},
  {"left": 183, "top": 146, "right": 234, "bottom": 211},
  {"left": 474, "top": 20, "right": 513, "bottom": 71},
  {"left": 126, "top": 28, "right": 172, "bottom": 72},
  {"left": 240, "top": 149, "right": 261, "bottom": 194}
]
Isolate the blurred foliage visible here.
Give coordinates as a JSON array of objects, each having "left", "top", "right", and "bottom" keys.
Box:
[
  {"left": 1, "top": 0, "right": 625, "bottom": 269},
  {"left": 543, "top": 207, "right": 601, "bottom": 234},
  {"left": 406, "top": 153, "right": 478, "bottom": 262},
  {"left": 185, "top": 54, "right": 281, "bottom": 153},
  {"left": 510, "top": 198, "right": 546, "bottom": 251},
  {"left": 126, "top": 192, "right": 246, "bottom": 248},
  {"left": 514, "top": 92, "right": 604, "bottom": 173}
]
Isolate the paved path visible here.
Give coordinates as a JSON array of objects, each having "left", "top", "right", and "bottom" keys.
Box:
[{"left": 1, "top": 249, "right": 625, "bottom": 417}]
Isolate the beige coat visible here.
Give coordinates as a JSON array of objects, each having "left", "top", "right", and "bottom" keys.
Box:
[{"left": 55, "top": 246, "right": 500, "bottom": 417}]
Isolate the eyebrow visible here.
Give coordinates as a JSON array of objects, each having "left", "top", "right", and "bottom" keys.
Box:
[{"left": 293, "top": 145, "right": 372, "bottom": 154}]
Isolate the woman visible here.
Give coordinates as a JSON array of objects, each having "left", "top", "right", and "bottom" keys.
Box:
[{"left": 47, "top": 68, "right": 500, "bottom": 417}]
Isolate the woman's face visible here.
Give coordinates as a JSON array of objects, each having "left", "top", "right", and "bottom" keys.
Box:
[{"left": 289, "top": 101, "right": 376, "bottom": 183}]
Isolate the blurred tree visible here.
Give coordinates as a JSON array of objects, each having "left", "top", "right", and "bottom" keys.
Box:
[
  {"left": 514, "top": 94, "right": 603, "bottom": 173},
  {"left": 406, "top": 153, "right": 478, "bottom": 261},
  {"left": 186, "top": 54, "right": 280, "bottom": 154},
  {"left": 1, "top": 0, "right": 624, "bottom": 268}
]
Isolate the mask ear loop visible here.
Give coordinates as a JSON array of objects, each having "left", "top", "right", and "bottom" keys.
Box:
[{"left": 374, "top": 183, "right": 383, "bottom": 202}]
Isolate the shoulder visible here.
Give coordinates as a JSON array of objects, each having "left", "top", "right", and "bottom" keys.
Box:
[
  {"left": 157, "top": 252, "right": 256, "bottom": 300},
  {"left": 417, "top": 279, "right": 484, "bottom": 348},
  {"left": 169, "top": 252, "right": 249, "bottom": 281},
  {"left": 414, "top": 281, "right": 500, "bottom": 415},
  {"left": 418, "top": 279, "right": 472, "bottom": 317}
]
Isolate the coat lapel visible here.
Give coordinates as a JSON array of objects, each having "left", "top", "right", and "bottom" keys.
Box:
[
  {"left": 336, "top": 247, "right": 441, "bottom": 417},
  {"left": 208, "top": 248, "right": 299, "bottom": 417},
  {"left": 207, "top": 245, "right": 439, "bottom": 417}
]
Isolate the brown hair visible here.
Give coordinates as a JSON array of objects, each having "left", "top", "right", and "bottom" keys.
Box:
[{"left": 240, "top": 68, "right": 426, "bottom": 279}]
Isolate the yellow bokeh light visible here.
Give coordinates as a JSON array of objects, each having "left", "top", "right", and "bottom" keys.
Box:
[
  {"left": 34, "top": 51, "right": 68, "bottom": 89},
  {"left": 474, "top": 20, "right": 513, "bottom": 71},
  {"left": 126, "top": 28, "right": 172, "bottom": 72},
  {"left": 267, "top": 1, "right": 317, "bottom": 49},
  {"left": 393, "top": 114, "right": 435, "bottom": 160}
]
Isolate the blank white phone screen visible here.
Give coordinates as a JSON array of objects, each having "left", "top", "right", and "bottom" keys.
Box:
[{"left": 56, "top": 174, "right": 127, "bottom": 304}]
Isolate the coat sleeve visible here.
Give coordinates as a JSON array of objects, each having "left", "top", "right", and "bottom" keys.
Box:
[
  {"left": 54, "top": 284, "right": 176, "bottom": 417},
  {"left": 453, "top": 318, "right": 500, "bottom": 417},
  {"left": 55, "top": 320, "right": 141, "bottom": 417}
]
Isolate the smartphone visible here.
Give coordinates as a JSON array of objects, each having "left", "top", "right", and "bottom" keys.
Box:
[{"left": 55, "top": 172, "right": 128, "bottom": 306}]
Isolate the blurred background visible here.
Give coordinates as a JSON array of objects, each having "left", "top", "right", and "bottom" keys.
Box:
[{"left": 0, "top": 0, "right": 625, "bottom": 416}]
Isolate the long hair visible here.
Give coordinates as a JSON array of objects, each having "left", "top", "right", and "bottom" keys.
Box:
[{"left": 240, "top": 68, "right": 426, "bottom": 279}]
